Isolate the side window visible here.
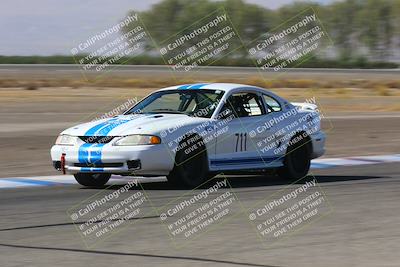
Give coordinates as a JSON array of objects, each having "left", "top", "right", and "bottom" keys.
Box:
[
  {"left": 220, "top": 92, "right": 265, "bottom": 118},
  {"left": 263, "top": 94, "right": 282, "bottom": 113}
]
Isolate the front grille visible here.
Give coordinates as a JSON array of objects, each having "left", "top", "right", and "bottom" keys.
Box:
[
  {"left": 74, "top": 163, "right": 124, "bottom": 168},
  {"left": 79, "top": 136, "right": 116, "bottom": 144}
]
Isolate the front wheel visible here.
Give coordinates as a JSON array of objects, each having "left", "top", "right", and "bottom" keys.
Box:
[
  {"left": 278, "top": 134, "right": 311, "bottom": 181},
  {"left": 167, "top": 136, "right": 208, "bottom": 188},
  {"left": 74, "top": 173, "right": 111, "bottom": 187}
]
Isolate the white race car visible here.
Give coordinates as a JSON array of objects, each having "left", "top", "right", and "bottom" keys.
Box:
[{"left": 51, "top": 83, "right": 325, "bottom": 187}]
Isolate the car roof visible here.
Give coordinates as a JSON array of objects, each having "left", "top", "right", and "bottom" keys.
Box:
[
  {"left": 154, "top": 82, "right": 293, "bottom": 111},
  {"left": 157, "top": 83, "right": 263, "bottom": 92}
]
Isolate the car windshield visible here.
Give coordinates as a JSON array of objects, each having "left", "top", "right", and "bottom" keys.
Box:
[{"left": 125, "top": 89, "right": 225, "bottom": 118}]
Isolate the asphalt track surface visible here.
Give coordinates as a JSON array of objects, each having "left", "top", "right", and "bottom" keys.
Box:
[{"left": 0, "top": 162, "right": 399, "bottom": 267}]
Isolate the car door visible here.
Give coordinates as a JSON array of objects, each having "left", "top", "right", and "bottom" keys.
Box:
[
  {"left": 211, "top": 91, "right": 281, "bottom": 171},
  {"left": 258, "top": 93, "right": 287, "bottom": 159}
]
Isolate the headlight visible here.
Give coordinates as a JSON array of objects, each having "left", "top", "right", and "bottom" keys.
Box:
[
  {"left": 113, "top": 135, "right": 161, "bottom": 146},
  {"left": 55, "top": 135, "right": 78, "bottom": 146}
]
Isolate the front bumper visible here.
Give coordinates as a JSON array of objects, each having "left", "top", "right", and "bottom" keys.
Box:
[{"left": 50, "top": 143, "right": 175, "bottom": 175}]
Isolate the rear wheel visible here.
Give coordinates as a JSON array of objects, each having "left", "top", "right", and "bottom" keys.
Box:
[
  {"left": 74, "top": 173, "right": 111, "bottom": 187},
  {"left": 278, "top": 134, "right": 311, "bottom": 181},
  {"left": 167, "top": 135, "right": 208, "bottom": 188}
]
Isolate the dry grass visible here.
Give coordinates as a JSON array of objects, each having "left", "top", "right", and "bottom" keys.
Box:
[
  {"left": 374, "top": 85, "right": 391, "bottom": 96},
  {"left": 385, "top": 80, "right": 400, "bottom": 89},
  {"left": 285, "top": 79, "right": 316, "bottom": 88},
  {"left": 1, "top": 76, "right": 400, "bottom": 91},
  {"left": 24, "top": 84, "right": 39, "bottom": 90},
  {"left": 1, "top": 76, "right": 400, "bottom": 112},
  {"left": 334, "top": 88, "right": 347, "bottom": 95}
]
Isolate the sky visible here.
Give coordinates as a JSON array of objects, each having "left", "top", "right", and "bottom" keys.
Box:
[{"left": 0, "top": 0, "right": 334, "bottom": 56}]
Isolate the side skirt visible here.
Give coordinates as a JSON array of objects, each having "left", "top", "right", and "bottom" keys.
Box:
[{"left": 209, "top": 156, "right": 284, "bottom": 171}]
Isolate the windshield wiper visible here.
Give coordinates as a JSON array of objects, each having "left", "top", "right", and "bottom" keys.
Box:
[{"left": 151, "top": 109, "right": 190, "bottom": 115}]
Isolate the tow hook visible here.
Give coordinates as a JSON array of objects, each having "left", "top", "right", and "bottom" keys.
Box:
[{"left": 61, "top": 153, "right": 66, "bottom": 175}]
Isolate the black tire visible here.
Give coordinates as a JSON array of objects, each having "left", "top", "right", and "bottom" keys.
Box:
[
  {"left": 207, "top": 171, "right": 219, "bottom": 180},
  {"left": 278, "top": 134, "right": 311, "bottom": 181},
  {"left": 74, "top": 173, "right": 111, "bottom": 187},
  {"left": 167, "top": 135, "right": 209, "bottom": 188}
]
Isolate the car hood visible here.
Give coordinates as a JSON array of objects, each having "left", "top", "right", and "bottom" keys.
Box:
[{"left": 61, "top": 114, "right": 208, "bottom": 136}]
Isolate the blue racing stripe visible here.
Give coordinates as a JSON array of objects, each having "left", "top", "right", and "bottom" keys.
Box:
[
  {"left": 88, "top": 143, "right": 105, "bottom": 164},
  {"left": 78, "top": 143, "right": 92, "bottom": 164},
  {"left": 198, "top": 83, "right": 211, "bottom": 89},
  {"left": 94, "top": 119, "right": 132, "bottom": 136},
  {"left": 80, "top": 167, "right": 104, "bottom": 172},
  {"left": 78, "top": 143, "right": 105, "bottom": 164},
  {"left": 78, "top": 116, "right": 136, "bottom": 166},
  {"left": 84, "top": 118, "right": 118, "bottom": 136},
  {"left": 177, "top": 84, "right": 192, "bottom": 89},
  {"left": 188, "top": 83, "right": 209, "bottom": 89},
  {"left": 177, "top": 83, "right": 210, "bottom": 89}
]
